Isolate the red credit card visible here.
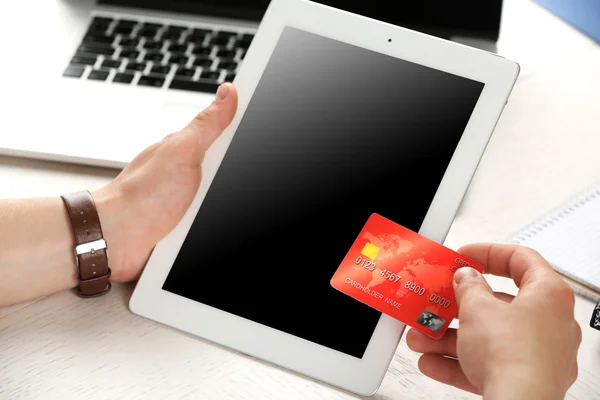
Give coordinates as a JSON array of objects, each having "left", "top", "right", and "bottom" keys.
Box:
[{"left": 330, "top": 213, "right": 484, "bottom": 339}]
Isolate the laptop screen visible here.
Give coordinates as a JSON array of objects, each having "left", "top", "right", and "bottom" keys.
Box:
[{"left": 98, "top": 0, "right": 503, "bottom": 41}]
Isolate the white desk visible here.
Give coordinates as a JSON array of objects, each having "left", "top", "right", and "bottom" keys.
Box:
[{"left": 1, "top": 0, "right": 600, "bottom": 398}]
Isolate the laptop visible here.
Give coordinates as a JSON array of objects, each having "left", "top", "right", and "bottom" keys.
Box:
[{"left": 0, "top": 0, "right": 503, "bottom": 169}]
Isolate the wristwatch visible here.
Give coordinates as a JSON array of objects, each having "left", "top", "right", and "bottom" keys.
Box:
[{"left": 61, "top": 190, "right": 112, "bottom": 298}]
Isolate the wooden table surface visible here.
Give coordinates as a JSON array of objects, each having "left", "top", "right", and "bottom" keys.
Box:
[{"left": 1, "top": 0, "right": 600, "bottom": 398}]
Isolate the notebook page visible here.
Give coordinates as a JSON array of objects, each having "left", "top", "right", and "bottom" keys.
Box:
[{"left": 510, "top": 187, "right": 600, "bottom": 293}]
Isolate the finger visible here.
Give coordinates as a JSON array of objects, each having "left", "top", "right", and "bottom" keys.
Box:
[
  {"left": 406, "top": 328, "right": 457, "bottom": 358},
  {"left": 493, "top": 292, "right": 514, "bottom": 303},
  {"left": 181, "top": 82, "right": 238, "bottom": 150},
  {"left": 458, "top": 243, "right": 563, "bottom": 292},
  {"left": 418, "top": 354, "right": 479, "bottom": 394},
  {"left": 453, "top": 267, "right": 495, "bottom": 313}
]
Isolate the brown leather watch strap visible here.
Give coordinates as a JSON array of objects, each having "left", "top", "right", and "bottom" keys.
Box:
[{"left": 61, "top": 190, "right": 111, "bottom": 298}]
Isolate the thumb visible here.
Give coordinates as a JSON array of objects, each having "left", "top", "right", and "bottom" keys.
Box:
[
  {"left": 453, "top": 267, "right": 494, "bottom": 311},
  {"left": 181, "top": 83, "right": 239, "bottom": 150}
]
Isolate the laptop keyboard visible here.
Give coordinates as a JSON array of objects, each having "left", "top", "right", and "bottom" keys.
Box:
[{"left": 62, "top": 16, "right": 254, "bottom": 93}]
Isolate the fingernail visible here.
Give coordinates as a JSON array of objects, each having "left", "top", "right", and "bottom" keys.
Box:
[
  {"left": 454, "top": 267, "right": 480, "bottom": 285},
  {"left": 216, "top": 83, "right": 229, "bottom": 100}
]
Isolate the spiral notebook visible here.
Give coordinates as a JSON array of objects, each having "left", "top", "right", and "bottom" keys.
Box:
[{"left": 507, "top": 182, "right": 600, "bottom": 302}]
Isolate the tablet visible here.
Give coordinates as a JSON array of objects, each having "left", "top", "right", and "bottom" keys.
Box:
[{"left": 129, "top": 0, "right": 519, "bottom": 395}]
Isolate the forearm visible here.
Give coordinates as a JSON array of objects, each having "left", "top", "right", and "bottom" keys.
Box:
[
  {"left": 0, "top": 185, "right": 151, "bottom": 306},
  {"left": 0, "top": 197, "right": 79, "bottom": 305}
]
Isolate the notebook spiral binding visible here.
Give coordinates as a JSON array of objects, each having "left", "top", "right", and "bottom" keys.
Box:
[
  {"left": 509, "top": 183, "right": 600, "bottom": 245},
  {"left": 506, "top": 182, "right": 600, "bottom": 307}
]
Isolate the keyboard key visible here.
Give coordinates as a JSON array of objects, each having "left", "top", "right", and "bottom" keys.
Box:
[
  {"left": 88, "top": 69, "right": 109, "bottom": 81},
  {"left": 187, "top": 36, "right": 207, "bottom": 45},
  {"left": 77, "top": 45, "right": 114, "bottom": 56},
  {"left": 138, "top": 75, "right": 165, "bottom": 88},
  {"left": 166, "top": 25, "right": 187, "bottom": 33},
  {"left": 74, "top": 50, "right": 96, "bottom": 59},
  {"left": 88, "top": 18, "right": 112, "bottom": 33},
  {"left": 162, "top": 26, "right": 185, "bottom": 40},
  {"left": 241, "top": 33, "right": 254, "bottom": 40},
  {"left": 188, "top": 35, "right": 207, "bottom": 43},
  {"left": 162, "top": 33, "right": 182, "bottom": 42},
  {"left": 145, "top": 52, "right": 164, "bottom": 62},
  {"left": 193, "top": 56, "right": 213, "bottom": 67},
  {"left": 235, "top": 41, "right": 252, "bottom": 50},
  {"left": 169, "top": 54, "right": 188, "bottom": 65},
  {"left": 144, "top": 40, "right": 163, "bottom": 50},
  {"left": 125, "top": 62, "right": 146, "bottom": 72},
  {"left": 88, "top": 26, "right": 109, "bottom": 35},
  {"left": 116, "top": 19, "right": 137, "bottom": 27},
  {"left": 224, "top": 73, "right": 235, "bottom": 82},
  {"left": 63, "top": 65, "right": 85, "bottom": 78},
  {"left": 218, "top": 60, "right": 237, "bottom": 70},
  {"left": 91, "top": 16, "right": 113, "bottom": 25},
  {"left": 192, "top": 46, "right": 211, "bottom": 56},
  {"left": 142, "top": 22, "right": 163, "bottom": 30},
  {"left": 113, "top": 20, "right": 137, "bottom": 35},
  {"left": 168, "top": 43, "right": 187, "bottom": 53},
  {"left": 175, "top": 68, "right": 196, "bottom": 78},
  {"left": 138, "top": 28, "right": 158, "bottom": 38},
  {"left": 113, "top": 26, "right": 134, "bottom": 35},
  {"left": 215, "top": 31, "right": 237, "bottom": 39},
  {"left": 120, "top": 49, "right": 140, "bottom": 59},
  {"left": 119, "top": 38, "right": 139, "bottom": 47},
  {"left": 102, "top": 59, "right": 121, "bottom": 69},
  {"left": 201, "top": 70, "right": 220, "bottom": 80},
  {"left": 150, "top": 65, "right": 171, "bottom": 75},
  {"left": 170, "top": 79, "right": 219, "bottom": 93},
  {"left": 210, "top": 37, "right": 230, "bottom": 46},
  {"left": 113, "top": 72, "right": 134, "bottom": 83},
  {"left": 83, "top": 34, "right": 115, "bottom": 45},
  {"left": 71, "top": 55, "right": 97, "bottom": 66},
  {"left": 236, "top": 36, "right": 253, "bottom": 49},
  {"left": 216, "top": 49, "right": 236, "bottom": 58},
  {"left": 187, "top": 35, "right": 207, "bottom": 46},
  {"left": 191, "top": 28, "right": 212, "bottom": 37}
]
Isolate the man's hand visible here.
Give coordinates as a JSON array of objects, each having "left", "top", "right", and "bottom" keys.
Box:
[
  {"left": 93, "top": 83, "right": 238, "bottom": 282},
  {"left": 406, "top": 243, "right": 581, "bottom": 400}
]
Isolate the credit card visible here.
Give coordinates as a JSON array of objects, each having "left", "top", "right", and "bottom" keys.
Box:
[{"left": 330, "top": 213, "right": 484, "bottom": 339}]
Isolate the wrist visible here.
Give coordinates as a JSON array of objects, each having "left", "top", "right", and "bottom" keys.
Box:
[
  {"left": 483, "top": 368, "right": 564, "bottom": 400},
  {"left": 92, "top": 186, "right": 129, "bottom": 282},
  {"left": 92, "top": 184, "right": 153, "bottom": 282}
]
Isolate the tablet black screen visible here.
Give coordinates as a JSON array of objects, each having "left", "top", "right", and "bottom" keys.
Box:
[{"left": 162, "top": 27, "right": 484, "bottom": 358}]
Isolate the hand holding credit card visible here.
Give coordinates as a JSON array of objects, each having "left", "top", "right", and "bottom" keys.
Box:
[{"left": 330, "top": 213, "right": 483, "bottom": 339}]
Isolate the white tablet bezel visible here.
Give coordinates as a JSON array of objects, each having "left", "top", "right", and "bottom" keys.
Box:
[{"left": 129, "top": 0, "right": 519, "bottom": 395}]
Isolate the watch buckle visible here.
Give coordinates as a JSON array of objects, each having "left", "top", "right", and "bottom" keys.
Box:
[{"left": 74, "top": 239, "right": 108, "bottom": 267}]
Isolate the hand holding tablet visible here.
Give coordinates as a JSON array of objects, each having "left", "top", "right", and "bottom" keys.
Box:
[{"left": 129, "top": 0, "right": 519, "bottom": 395}]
